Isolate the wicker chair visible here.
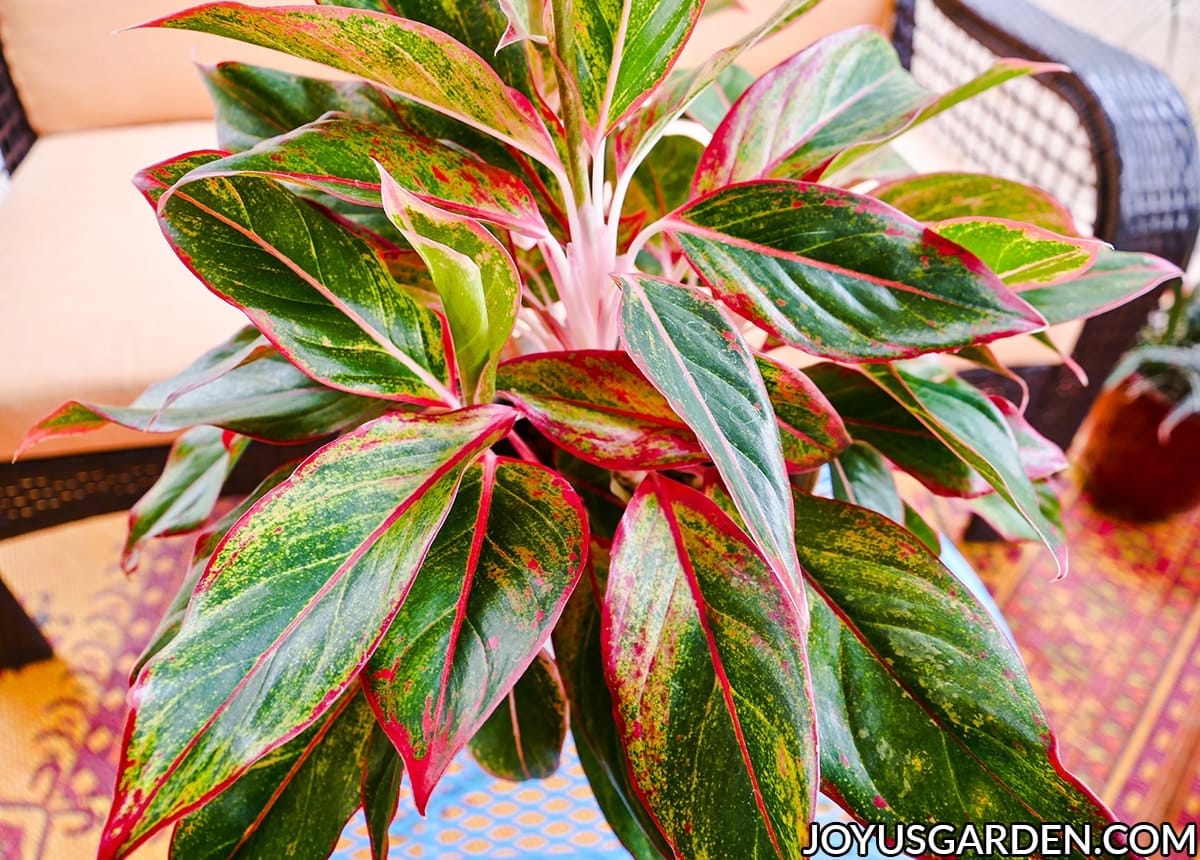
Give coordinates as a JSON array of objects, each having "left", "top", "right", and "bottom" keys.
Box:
[{"left": 2, "top": 0, "right": 1198, "bottom": 667}]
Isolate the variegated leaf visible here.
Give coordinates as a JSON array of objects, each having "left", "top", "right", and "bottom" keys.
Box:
[
  {"left": 363, "top": 457, "right": 585, "bottom": 811},
  {"left": 179, "top": 114, "right": 549, "bottom": 238},
  {"left": 497, "top": 350, "right": 705, "bottom": 470},
  {"left": 1019, "top": 248, "right": 1182, "bottom": 325},
  {"left": 604, "top": 476, "right": 816, "bottom": 858},
  {"left": 618, "top": 274, "right": 802, "bottom": 586},
  {"left": 757, "top": 353, "right": 850, "bottom": 472},
  {"left": 148, "top": 3, "right": 558, "bottom": 165},
  {"left": 669, "top": 181, "right": 1045, "bottom": 361},
  {"left": 931, "top": 218, "right": 1101, "bottom": 288},
  {"left": 100, "top": 406, "right": 514, "bottom": 858},
  {"left": 872, "top": 172, "right": 1080, "bottom": 235},
  {"left": 143, "top": 162, "right": 451, "bottom": 404},
  {"left": 693, "top": 27, "right": 928, "bottom": 193},
  {"left": 553, "top": 0, "right": 704, "bottom": 138},
  {"left": 19, "top": 329, "right": 388, "bottom": 455}
]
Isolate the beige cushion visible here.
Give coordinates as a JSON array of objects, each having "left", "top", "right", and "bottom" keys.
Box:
[
  {"left": 0, "top": 0, "right": 340, "bottom": 134},
  {"left": 0, "top": 121, "right": 245, "bottom": 459}
]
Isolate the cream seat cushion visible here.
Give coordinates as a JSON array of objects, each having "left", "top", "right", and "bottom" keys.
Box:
[{"left": 0, "top": 121, "right": 245, "bottom": 459}]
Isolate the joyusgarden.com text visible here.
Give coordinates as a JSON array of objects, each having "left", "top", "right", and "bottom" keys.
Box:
[{"left": 802, "top": 821, "right": 1198, "bottom": 856}]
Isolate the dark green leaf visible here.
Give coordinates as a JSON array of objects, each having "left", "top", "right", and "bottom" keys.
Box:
[
  {"left": 170, "top": 691, "right": 378, "bottom": 860},
  {"left": 830, "top": 441, "right": 903, "bottom": 524},
  {"left": 468, "top": 650, "right": 567, "bottom": 781},
  {"left": 794, "top": 493, "right": 1111, "bottom": 854},
  {"left": 362, "top": 725, "right": 404, "bottom": 860},
  {"left": 122, "top": 427, "right": 248, "bottom": 572}
]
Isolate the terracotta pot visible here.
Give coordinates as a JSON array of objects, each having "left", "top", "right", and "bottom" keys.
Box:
[{"left": 1077, "top": 376, "right": 1200, "bottom": 520}]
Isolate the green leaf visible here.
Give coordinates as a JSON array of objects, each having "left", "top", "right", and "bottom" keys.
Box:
[
  {"left": 830, "top": 441, "right": 903, "bottom": 524},
  {"left": 1020, "top": 248, "right": 1182, "bottom": 325},
  {"left": 380, "top": 172, "right": 520, "bottom": 404},
  {"left": 971, "top": 479, "right": 1064, "bottom": 544},
  {"left": 555, "top": 0, "right": 704, "bottom": 137},
  {"left": 624, "top": 0, "right": 822, "bottom": 171},
  {"left": 131, "top": 464, "right": 296, "bottom": 684},
  {"left": 551, "top": 451, "right": 628, "bottom": 542},
  {"left": 604, "top": 476, "right": 816, "bottom": 858},
  {"left": 147, "top": 165, "right": 451, "bottom": 404},
  {"left": 693, "top": 27, "right": 929, "bottom": 193},
  {"left": 122, "top": 427, "right": 249, "bottom": 573},
  {"left": 669, "top": 182, "right": 1045, "bottom": 361},
  {"left": 498, "top": 350, "right": 705, "bottom": 470},
  {"left": 19, "top": 330, "right": 389, "bottom": 455},
  {"left": 618, "top": 274, "right": 802, "bottom": 586},
  {"left": 683, "top": 65, "right": 755, "bottom": 133},
  {"left": 624, "top": 134, "right": 705, "bottom": 228},
  {"left": 872, "top": 172, "right": 1080, "bottom": 235},
  {"left": 100, "top": 405, "right": 514, "bottom": 859},
  {"left": 467, "top": 650, "right": 567, "bottom": 781},
  {"left": 757, "top": 353, "right": 851, "bottom": 472},
  {"left": 863, "top": 364, "right": 1067, "bottom": 572},
  {"left": 794, "top": 493, "right": 1111, "bottom": 853},
  {"left": 932, "top": 218, "right": 1100, "bottom": 287},
  {"left": 316, "top": 0, "right": 536, "bottom": 99},
  {"left": 363, "top": 457, "right": 585, "bottom": 811},
  {"left": 148, "top": 3, "right": 558, "bottom": 165},
  {"left": 362, "top": 725, "right": 404, "bottom": 860},
  {"left": 170, "top": 691, "right": 378, "bottom": 860},
  {"left": 182, "top": 114, "right": 550, "bottom": 239},
  {"left": 904, "top": 502, "right": 942, "bottom": 554},
  {"left": 827, "top": 58, "right": 1065, "bottom": 177},
  {"left": 553, "top": 549, "right": 669, "bottom": 859}
]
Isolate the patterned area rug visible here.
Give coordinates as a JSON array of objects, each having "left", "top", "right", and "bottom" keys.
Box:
[{"left": 1, "top": 484, "right": 1198, "bottom": 858}]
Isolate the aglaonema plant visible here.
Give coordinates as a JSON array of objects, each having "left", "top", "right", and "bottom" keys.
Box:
[{"left": 19, "top": 0, "right": 1182, "bottom": 857}]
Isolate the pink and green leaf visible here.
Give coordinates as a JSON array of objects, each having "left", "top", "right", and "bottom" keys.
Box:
[
  {"left": 693, "top": 27, "right": 929, "bottom": 193},
  {"left": 497, "top": 350, "right": 705, "bottom": 470},
  {"left": 122, "top": 427, "right": 249, "bottom": 573},
  {"left": 169, "top": 690, "right": 378, "bottom": 860},
  {"left": 380, "top": 173, "right": 521, "bottom": 404},
  {"left": 467, "top": 650, "right": 567, "bottom": 781},
  {"left": 826, "top": 58, "right": 1066, "bottom": 176},
  {"left": 99, "top": 406, "right": 513, "bottom": 859},
  {"left": 147, "top": 3, "right": 558, "bottom": 165},
  {"left": 872, "top": 172, "right": 1081, "bottom": 235},
  {"left": 862, "top": 364, "right": 1067, "bottom": 572},
  {"left": 756, "top": 353, "right": 851, "bottom": 472},
  {"left": 147, "top": 163, "right": 451, "bottom": 403},
  {"left": 794, "top": 493, "right": 1111, "bottom": 848},
  {"left": 668, "top": 181, "right": 1046, "bottom": 361},
  {"left": 618, "top": 274, "right": 803, "bottom": 586},
  {"left": 18, "top": 331, "right": 389, "bottom": 456},
  {"left": 363, "top": 457, "right": 585, "bottom": 811},
  {"left": 1019, "top": 247, "right": 1182, "bottom": 325},
  {"left": 553, "top": 548, "right": 669, "bottom": 859},
  {"left": 931, "top": 217, "right": 1101, "bottom": 288},
  {"left": 179, "top": 114, "right": 550, "bottom": 239},
  {"left": 603, "top": 476, "right": 817, "bottom": 858},
  {"left": 554, "top": 0, "right": 704, "bottom": 139}
]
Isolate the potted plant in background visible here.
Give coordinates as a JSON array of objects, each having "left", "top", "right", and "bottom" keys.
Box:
[
  {"left": 1077, "top": 280, "right": 1200, "bottom": 520},
  {"left": 16, "top": 0, "right": 1181, "bottom": 857}
]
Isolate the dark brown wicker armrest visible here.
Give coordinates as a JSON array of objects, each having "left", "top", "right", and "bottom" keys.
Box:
[
  {"left": 0, "top": 38, "right": 35, "bottom": 173},
  {"left": 894, "top": 0, "right": 1200, "bottom": 450}
]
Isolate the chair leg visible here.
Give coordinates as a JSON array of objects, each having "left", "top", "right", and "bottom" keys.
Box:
[{"left": 0, "top": 577, "right": 52, "bottom": 668}]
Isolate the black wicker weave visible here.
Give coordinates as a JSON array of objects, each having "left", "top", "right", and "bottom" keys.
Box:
[{"left": 2, "top": 2, "right": 1199, "bottom": 664}]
